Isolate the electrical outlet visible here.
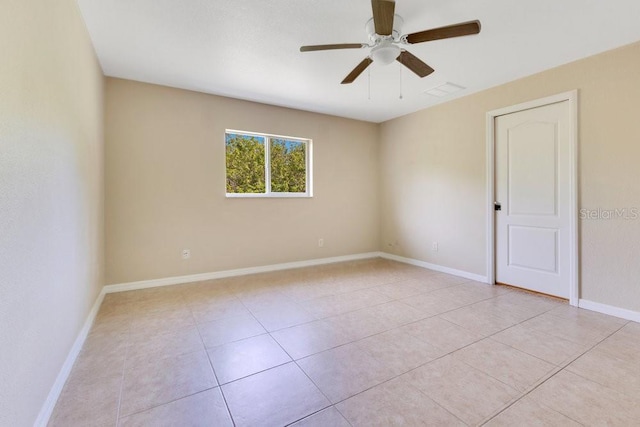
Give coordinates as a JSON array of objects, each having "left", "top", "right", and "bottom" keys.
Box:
[
  {"left": 181, "top": 249, "right": 191, "bottom": 259},
  {"left": 318, "top": 238, "right": 324, "bottom": 248},
  {"left": 432, "top": 242, "right": 438, "bottom": 252}
]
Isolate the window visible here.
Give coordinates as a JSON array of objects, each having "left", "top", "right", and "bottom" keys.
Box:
[{"left": 225, "top": 130, "right": 312, "bottom": 197}]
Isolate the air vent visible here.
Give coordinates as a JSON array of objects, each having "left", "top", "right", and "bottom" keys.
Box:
[{"left": 424, "top": 82, "right": 465, "bottom": 98}]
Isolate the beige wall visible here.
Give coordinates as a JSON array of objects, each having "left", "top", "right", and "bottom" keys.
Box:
[
  {"left": 380, "top": 41, "right": 640, "bottom": 312},
  {"left": 105, "top": 78, "right": 379, "bottom": 284},
  {"left": 0, "top": 0, "right": 104, "bottom": 425}
]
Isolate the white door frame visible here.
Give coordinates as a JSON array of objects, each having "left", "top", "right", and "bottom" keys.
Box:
[{"left": 485, "top": 90, "right": 579, "bottom": 306}]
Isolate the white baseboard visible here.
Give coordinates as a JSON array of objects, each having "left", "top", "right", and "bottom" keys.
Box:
[
  {"left": 579, "top": 299, "right": 640, "bottom": 323},
  {"left": 381, "top": 254, "right": 640, "bottom": 322},
  {"left": 34, "top": 288, "right": 106, "bottom": 427},
  {"left": 379, "top": 252, "right": 489, "bottom": 283},
  {"left": 104, "top": 252, "right": 381, "bottom": 293}
]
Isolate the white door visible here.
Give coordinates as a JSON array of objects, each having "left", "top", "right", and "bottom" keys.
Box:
[{"left": 495, "top": 100, "right": 572, "bottom": 298}]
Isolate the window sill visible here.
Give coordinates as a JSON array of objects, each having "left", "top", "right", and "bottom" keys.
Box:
[{"left": 225, "top": 193, "right": 312, "bottom": 198}]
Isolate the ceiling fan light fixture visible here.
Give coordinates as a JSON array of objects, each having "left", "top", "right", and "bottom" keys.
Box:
[{"left": 371, "top": 42, "right": 400, "bottom": 65}]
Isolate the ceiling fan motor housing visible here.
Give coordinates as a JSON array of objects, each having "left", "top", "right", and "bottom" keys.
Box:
[{"left": 366, "top": 15, "right": 404, "bottom": 42}]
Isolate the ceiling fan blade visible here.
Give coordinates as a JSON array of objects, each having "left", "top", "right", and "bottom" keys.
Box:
[
  {"left": 371, "top": 0, "right": 395, "bottom": 36},
  {"left": 396, "top": 50, "right": 434, "bottom": 78},
  {"left": 300, "top": 43, "right": 366, "bottom": 52},
  {"left": 341, "top": 57, "right": 374, "bottom": 84},
  {"left": 405, "top": 20, "right": 481, "bottom": 44}
]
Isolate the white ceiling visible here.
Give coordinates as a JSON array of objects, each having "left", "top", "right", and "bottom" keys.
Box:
[{"left": 77, "top": 0, "right": 640, "bottom": 123}]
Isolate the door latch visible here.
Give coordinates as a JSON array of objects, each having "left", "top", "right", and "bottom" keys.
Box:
[{"left": 494, "top": 202, "right": 502, "bottom": 211}]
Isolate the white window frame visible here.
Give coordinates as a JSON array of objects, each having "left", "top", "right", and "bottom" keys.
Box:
[{"left": 225, "top": 129, "right": 313, "bottom": 198}]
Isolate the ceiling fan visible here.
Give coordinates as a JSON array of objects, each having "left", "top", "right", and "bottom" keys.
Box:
[{"left": 300, "top": 0, "right": 481, "bottom": 84}]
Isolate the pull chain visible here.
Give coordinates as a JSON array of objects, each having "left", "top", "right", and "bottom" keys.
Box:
[
  {"left": 399, "top": 64, "right": 403, "bottom": 100},
  {"left": 368, "top": 67, "right": 371, "bottom": 101}
]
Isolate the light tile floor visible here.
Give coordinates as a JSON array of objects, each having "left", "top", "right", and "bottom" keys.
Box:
[{"left": 50, "top": 259, "right": 640, "bottom": 426}]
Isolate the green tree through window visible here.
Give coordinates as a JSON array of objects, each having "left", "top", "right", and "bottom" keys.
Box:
[
  {"left": 225, "top": 134, "right": 265, "bottom": 193},
  {"left": 225, "top": 131, "right": 310, "bottom": 196},
  {"left": 270, "top": 139, "right": 306, "bottom": 193}
]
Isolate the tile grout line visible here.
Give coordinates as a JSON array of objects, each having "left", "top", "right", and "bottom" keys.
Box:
[
  {"left": 459, "top": 300, "right": 606, "bottom": 425},
  {"left": 283, "top": 406, "right": 351, "bottom": 427},
  {"left": 237, "top": 279, "right": 342, "bottom": 426},
  {"left": 113, "top": 319, "right": 133, "bottom": 426},
  {"left": 274, "top": 281, "right": 513, "bottom": 425},
  {"left": 478, "top": 320, "right": 629, "bottom": 426},
  {"left": 117, "top": 387, "right": 220, "bottom": 420},
  {"left": 256, "top": 271, "right": 439, "bottom": 424},
  {"left": 264, "top": 284, "right": 512, "bottom": 363},
  {"left": 114, "top": 292, "right": 207, "bottom": 422},
  {"left": 273, "top": 270, "right": 445, "bottom": 426},
  {"left": 384, "top": 295, "right": 581, "bottom": 425},
  {"left": 271, "top": 273, "right": 504, "bottom": 339},
  {"left": 278, "top": 289, "right": 570, "bottom": 424},
  {"left": 187, "top": 289, "right": 237, "bottom": 427}
]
